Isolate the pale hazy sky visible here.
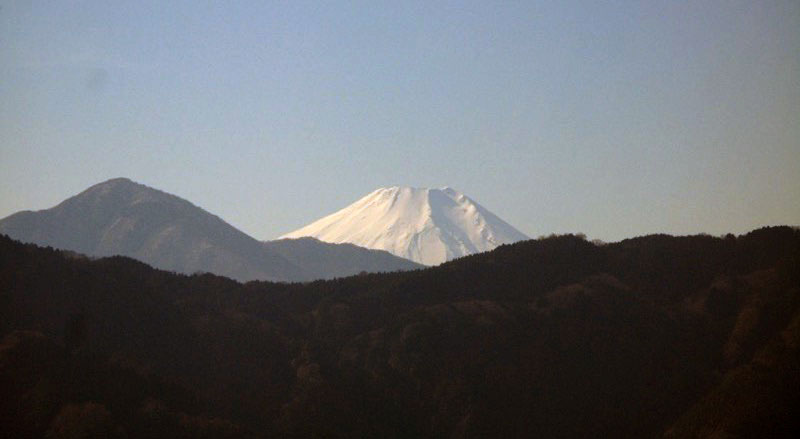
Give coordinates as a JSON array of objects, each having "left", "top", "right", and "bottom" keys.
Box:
[{"left": 1, "top": 1, "right": 798, "bottom": 241}]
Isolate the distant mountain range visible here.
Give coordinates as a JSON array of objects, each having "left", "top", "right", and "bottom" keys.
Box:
[
  {"left": 0, "top": 178, "right": 421, "bottom": 282},
  {"left": 282, "top": 186, "right": 529, "bottom": 265}
]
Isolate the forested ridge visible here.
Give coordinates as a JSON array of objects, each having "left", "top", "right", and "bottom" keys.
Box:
[{"left": 1, "top": 227, "right": 798, "bottom": 438}]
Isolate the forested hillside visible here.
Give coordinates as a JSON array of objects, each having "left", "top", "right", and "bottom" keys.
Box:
[{"left": 1, "top": 227, "right": 798, "bottom": 438}]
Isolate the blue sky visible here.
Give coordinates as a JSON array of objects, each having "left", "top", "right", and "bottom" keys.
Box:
[{"left": 1, "top": 0, "right": 798, "bottom": 241}]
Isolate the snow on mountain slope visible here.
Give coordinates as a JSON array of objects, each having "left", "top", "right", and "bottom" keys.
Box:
[{"left": 281, "top": 186, "right": 529, "bottom": 265}]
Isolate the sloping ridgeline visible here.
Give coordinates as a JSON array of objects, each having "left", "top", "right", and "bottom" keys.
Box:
[
  {"left": 1, "top": 227, "right": 798, "bottom": 438},
  {"left": 0, "top": 178, "right": 423, "bottom": 282}
]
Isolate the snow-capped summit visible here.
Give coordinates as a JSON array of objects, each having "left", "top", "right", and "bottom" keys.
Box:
[{"left": 281, "top": 186, "right": 529, "bottom": 265}]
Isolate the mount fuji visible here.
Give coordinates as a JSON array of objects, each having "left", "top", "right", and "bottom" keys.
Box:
[{"left": 281, "top": 186, "right": 529, "bottom": 265}]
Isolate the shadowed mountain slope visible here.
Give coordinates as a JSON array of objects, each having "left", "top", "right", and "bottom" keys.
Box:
[
  {"left": 0, "top": 178, "right": 422, "bottom": 282},
  {"left": 0, "top": 178, "right": 303, "bottom": 282},
  {"left": 263, "top": 237, "right": 423, "bottom": 279},
  {"left": 1, "top": 226, "right": 798, "bottom": 437}
]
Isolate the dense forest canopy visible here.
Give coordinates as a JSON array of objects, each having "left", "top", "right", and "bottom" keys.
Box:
[{"left": 1, "top": 227, "right": 798, "bottom": 438}]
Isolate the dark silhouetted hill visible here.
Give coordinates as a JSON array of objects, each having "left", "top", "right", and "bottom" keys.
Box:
[{"left": 1, "top": 226, "right": 798, "bottom": 437}]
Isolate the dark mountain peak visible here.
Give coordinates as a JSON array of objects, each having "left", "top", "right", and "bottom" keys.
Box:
[
  {"left": 94, "top": 176, "right": 135, "bottom": 186},
  {"left": 80, "top": 177, "right": 145, "bottom": 196},
  {"left": 68, "top": 177, "right": 188, "bottom": 209},
  {"left": 0, "top": 178, "right": 305, "bottom": 282},
  {"left": 0, "top": 179, "right": 422, "bottom": 282}
]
